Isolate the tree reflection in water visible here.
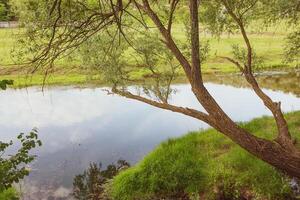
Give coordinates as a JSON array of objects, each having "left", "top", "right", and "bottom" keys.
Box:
[
  {"left": 72, "top": 160, "right": 130, "bottom": 200},
  {"left": 204, "top": 69, "right": 300, "bottom": 97}
]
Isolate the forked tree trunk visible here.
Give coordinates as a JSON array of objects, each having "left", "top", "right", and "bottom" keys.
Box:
[{"left": 193, "top": 85, "right": 300, "bottom": 178}]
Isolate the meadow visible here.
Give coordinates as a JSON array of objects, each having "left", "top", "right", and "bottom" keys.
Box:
[{"left": 0, "top": 22, "right": 297, "bottom": 87}]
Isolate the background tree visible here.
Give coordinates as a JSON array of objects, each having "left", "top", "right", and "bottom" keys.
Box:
[
  {"left": 11, "top": 0, "right": 300, "bottom": 178},
  {"left": 0, "top": 0, "right": 15, "bottom": 21},
  {"left": 258, "top": 0, "right": 300, "bottom": 64}
]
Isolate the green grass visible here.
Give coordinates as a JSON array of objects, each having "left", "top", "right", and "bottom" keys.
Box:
[
  {"left": 111, "top": 111, "right": 300, "bottom": 200},
  {"left": 0, "top": 74, "right": 103, "bottom": 88},
  {"left": 0, "top": 22, "right": 298, "bottom": 86},
  {"left": 203, "top": 35, "right": 289, "bottom": 73},
  {"left": 0, "top": 29, "right": 17, "bottom": 66}
]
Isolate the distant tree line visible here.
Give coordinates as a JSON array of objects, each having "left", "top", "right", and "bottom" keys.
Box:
[{"left": 0, "top": 0, "right": 15, "bottom": 21}]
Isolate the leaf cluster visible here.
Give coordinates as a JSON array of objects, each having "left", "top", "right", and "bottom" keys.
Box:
[
  {"left": 284, "top": 29, "right": 300, "bottom": 64},
  {"left": 0, "top": 80, "right": 13, "bottom": 90},
  {"left": 0, "top": 129, "right": 42, "bottom": 192},
  {"left": 231, "top": 44, "right": 264, "bottom": 69}
]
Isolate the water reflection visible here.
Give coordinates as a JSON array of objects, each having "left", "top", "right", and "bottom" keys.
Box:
[
  {"left": 204, "top": 69, "right": 300, "bottom": 97},
  {"left": 0, "top": 76, "right": 300, "bottom": 199}
]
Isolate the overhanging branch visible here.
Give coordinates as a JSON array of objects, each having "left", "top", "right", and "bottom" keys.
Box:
[{"left": 111, "top": 87, "right": 213, "bottom": 125}]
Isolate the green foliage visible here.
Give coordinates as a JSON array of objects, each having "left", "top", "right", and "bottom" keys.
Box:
[
  {"left": 8, "top": 0, "right": 298, "bottom": 87},
  {"left": 73, "top": 160, "right": 130, "bottom": 200},
  {"left": 0, "top": 129, "right": 42, "bottom": 192},
  {"left": 0, "top": 79, "right": 13, "bottom": 90},
  {"left": 111, "top": 112, "right": 300, "bottom": 200},
  {"left": 231, "top": 44, "right": 264, "bottom": 69},
  {"left": 284, "top": 29, "right": 300, "bottom": 64},
  {"left": 0, "top": 0, "right": 9, "bottom": 21},
  {"left": 0, "top": 2, "right": 6, "bottom": 20},
  {"left": 0, "top": 0, "right": 15, "bottom": 21},
  {"left": 0, "top": 188, "right": 19, "bottom": 200},
  {"left": 0, "top": 75, "right": 41, "bottom": 195},
  {"left": 78, "top": 30, "right": 131, "bottom": 85},
  {"left": 200, "top": 0, "right": 239, "bottom": 35},
  {"left": 259, "top": 0, "right": 300, "bottom": 24},
  {"left": 257, "top": 0, "right": 299, "bottom": 66}
]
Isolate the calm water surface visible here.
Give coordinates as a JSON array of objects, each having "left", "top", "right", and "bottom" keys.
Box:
[{"left": 1, "top": 80, "right": 300, "bottom": 199}]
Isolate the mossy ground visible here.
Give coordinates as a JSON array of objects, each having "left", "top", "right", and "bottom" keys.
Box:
[{"left": 111, "top": 111, "right": 300, "bottom": 200}]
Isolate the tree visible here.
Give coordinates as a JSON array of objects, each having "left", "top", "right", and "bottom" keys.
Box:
[
  {"left": 12, "top": 0, "right": 300, "bottom": 178},
  {"left": 258, "top": 0, "right": 300, "bottom": 64},
  {"left": 0, "top": 1, "right": 8, "bottom": 20}
]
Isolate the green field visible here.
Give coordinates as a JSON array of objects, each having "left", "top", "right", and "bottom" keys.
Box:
[
  {"left": 111, "top": 111, "right": 300, "bottom": 200},
  {"left": 0, "top": 23, "right": 297, "bottom": 87}
]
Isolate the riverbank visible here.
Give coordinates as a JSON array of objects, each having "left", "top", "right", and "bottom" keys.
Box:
[
  {"left": 1, "top": 66, "right": 300, "bottom": 89},
  {"left": 111, "top": 111, "right": 300, "bottom": 200}
]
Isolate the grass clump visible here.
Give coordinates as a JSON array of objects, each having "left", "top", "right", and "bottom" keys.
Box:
[
  {"left": 111, "top": 111, "right": 300, "bottom": 200},
  {"left": 111, "top": 134, "right": 205, "bottom": 200}
]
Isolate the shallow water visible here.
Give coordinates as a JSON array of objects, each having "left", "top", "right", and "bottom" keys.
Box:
[{"left": 1, "top": 79, "right": 300, "bottom": 199}]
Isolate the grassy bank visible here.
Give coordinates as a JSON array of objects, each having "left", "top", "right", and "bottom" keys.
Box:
[
  {"left": 0, "top": 22, "right": 298, "bottom": 87},
  {"left": 111, "top": 111, "right": 300, "bottom": 200}
]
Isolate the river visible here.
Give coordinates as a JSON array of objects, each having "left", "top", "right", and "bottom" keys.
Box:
[{"left": 0, "top": 71, "right": 300, "bottom": 199}]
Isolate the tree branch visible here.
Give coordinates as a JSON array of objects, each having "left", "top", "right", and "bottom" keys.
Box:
[
  {"left": 167, "top": 0, "right": 179, "bottom": 34},
  {"left": 189, "top": 0, "right": 202, "bottom": 86},
  {"left": 138, "top": 0, "right": 193, "bottom": 82},
  {"left": 218, "top": 56, "right": 244, "bottom": 73},
  {"left": 221, "top": 0, "right": 295, "bottom": 149},
  {"left": 111, "top": 87, "right": 213, "bottom": 125}
]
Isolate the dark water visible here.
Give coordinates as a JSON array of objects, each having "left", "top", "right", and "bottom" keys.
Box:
[{"left": 1, "top": 74, "right": 300, "bottom": 199}]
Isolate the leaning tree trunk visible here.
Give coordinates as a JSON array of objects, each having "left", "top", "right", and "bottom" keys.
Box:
[
  {"left": 192, "top": 83, "right": 300, "bottom": 178},
  {"left": 213, "top": 115, "right": 300, "bottom": 178}
]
